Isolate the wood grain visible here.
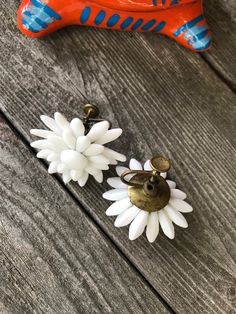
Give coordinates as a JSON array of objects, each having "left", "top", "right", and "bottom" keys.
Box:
[
  {"left": 1, "top": 0, "right": 236, "bottom": 313},
  {"left": 203, "top": 0, "right": 236, "bottom": 91},
  {"left": 0, "top": 115, "right": 170, "bottom": 313},
  {"left": 219, "top": 0, "right": 236, "bottom": 19}
]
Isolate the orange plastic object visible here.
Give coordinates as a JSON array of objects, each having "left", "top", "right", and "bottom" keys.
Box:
[{"left": 18, "top": 0, "right": 212, "bottom": 51}]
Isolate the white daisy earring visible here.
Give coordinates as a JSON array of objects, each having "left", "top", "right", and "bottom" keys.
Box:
[
  {"left": 30, "top": 104, "right": 126, "bottom": 186},
  {"left": 103, "top": 156, "right": 193, "bottom": 242}
]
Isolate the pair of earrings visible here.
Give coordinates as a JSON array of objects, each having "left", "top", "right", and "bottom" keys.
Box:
[{"left": 30, "top": 104, "right": 193, "bottom": 243}]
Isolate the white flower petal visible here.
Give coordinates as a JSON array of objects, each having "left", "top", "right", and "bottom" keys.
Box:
[
  {"left": 109, "top": 159, "right": 118, "bottom": 165},
  {"left": 93, "top": 170, "right": 103, "bottom": 183},
  {"left": 165, "top": 205, "right": 188, "bottom": 228},
  {"left": 103, "top": 147, "right": 126, "bottom": 162},
  {"left": 70, "top": 169, "right": 83, "bottom": 181},
  {"left": 89, "top": 155, "right": 109, "bottom": 165},
  {"left": 36, "top": 149, "right": 51, "bottom": 159},
  {"left": 114, "top": 205, "right": 140, "bottom": 227},
  {"left": 166, "top": 180, "right": 176, "bottom": 189},
  {"left": 91, "top": 163, "right": 109, "bottom": 170},
  {"left": 169, "top": 199, "right": 193, "bottom": 213},
  {"left": 78, "top": 172, "right": 89, "bottom": 187},
  {"left": 54, "top": 112, "right": 70, "bottom": 130},
  {"left": 144, "top": 160, "right": 152, "bottom": 171},
  {"left": 30, "top": 129, "right": 53, "bottom": 138},
  {"left": 171, "top": 189, "right": 187, "bottom": 200},
  {"left": 161, "top": 172, "right": 167, "bottom": 179},
  {"left": 57, "top": 163, "right": 68, "bottom": 173},
  {"left": 129, "top": 159, "right": 143, "bottom": 170},
  {"left": 116, "top": 166, "right": 129, "bottom": 177},
  {"left": 47, "top": 135, "right": 67, "bottom": 150},
  {"left": 76, "top": 136, "right": 91, "bottom": 152},
  {"left": 60, "top": 150, "right": 88, "bottom": 170},
  {"left": 107, "top": 177, "right": 126, "bottom": 189},
  {"left": 85, "top": 164, "right": 99, "bottom": 176},
  {"left": 70, "top": 118, "right": 85, "bottom": 137},
  {"left": 62, "top": 171, "right": 71, "bottom": 184},
  {"left": 84, "top": 144, "right": 104, "bottom": 156},
  {"left": 95, "top": 128, "right": 122, "bottom": 145},
  {"left": 48, "top": 161, "right": 60, "bottom": 174},
  {"left": 31, "top": 139, "right": 47, "bottom": 150},
  {"left": 106, "top": 198, "right": 132, "bottom": 216},
  {"left": 87, "top": 121, "right": 109, "bottom": 142},
  {"left": 42, "top": 142, "right": 62, "bottom": 153},
  {"left": 62, "top": 128, "right": 76, "bottom": 149},
  {"left": 47, "top": 153, "right": 59, "bottom": 162},
  {"left": 129, "top": 210, "right": 149, "bottom": 241},
  {"left": 158, "top": 209, "right": 175, "bottom": 239},
  {"left": 146, "top": 212, "right": 159, "bottom": 243},
  {"left": 103, "top": 189, "right": 128, "bottom": 201},
  {"left": 40, "top": 115, "right": 61, "bottom": 134}
]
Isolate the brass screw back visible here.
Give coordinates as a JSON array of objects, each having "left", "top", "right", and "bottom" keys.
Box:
[
  {"left": 83, "top": 104, "right": 100, "bottom": 121},
  {"left": 120, "top": 155, "right": 171, "bottom": 212},
  {"left": 150, "top": 155, "right": 171, "bottom": 173},
  {"left": 82, "top": 104, "right": 111, "bottom": 132}
]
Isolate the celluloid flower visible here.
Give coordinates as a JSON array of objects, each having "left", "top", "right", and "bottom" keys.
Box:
[
  {"left": 30, "top": 112, "right": 126, "bottom": 186},
  {"left": 103, "top": 159, "right": 193, "bottom": 242}
]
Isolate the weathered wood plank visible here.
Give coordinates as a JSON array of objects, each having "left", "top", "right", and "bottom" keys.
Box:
[
  {"left": 0, "top": 115, "right": 170, "bottom": 313},
  {"left": 203, "top": 0, "right": 236, "bottom": 91},
  {"left": 1, "top": 1, "right": 236, "bottom": 313},
  {"left": 219, "top": 0, "right": 236, "bottom": 19}
]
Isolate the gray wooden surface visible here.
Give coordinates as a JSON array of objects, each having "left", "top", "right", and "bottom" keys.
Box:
[
  {"left": 0, "top": 0, "right": 236, "bottom": 313},
  {"left": 0, "top": 116, "right": 170, "bottom": 314}
]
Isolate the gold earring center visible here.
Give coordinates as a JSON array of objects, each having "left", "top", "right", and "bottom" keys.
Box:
[{"left": 121, "top": 156, "right": 171, "bottom": 212}]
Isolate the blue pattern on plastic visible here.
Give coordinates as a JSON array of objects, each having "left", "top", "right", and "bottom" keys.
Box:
[
  {"left": 95, "top": 10, "right": 106, "bottom": 25},
  {"left": 184, "top": 25, "right": 206, "bottom": 39},
  {"left": 22, "top": 17, "right": 42, "bottom": 32},
  {"left": 185, "top": 25, "right": 208, "bottom": 44},
  {"left": 153, "top": 21, "right": 166, "bottom": 32},
  {"left": 170, "top": 0, "right": 179, "bottom": 5},
  {"left": 193, "top": 36, "right": 211, "bottom": 50},
  {"left": 174, "top": 15, "right": 211, "bottom": 50},
  {"left": 22, "top": 19, "right": 39, "bottom": 32},
  {"left": 107, "top": 14, "right": 120, "bottom": 27},
  {"left": 30, "top": 0, "right": 61, "bottom": 20},
  {"left": 188, "top": 29, "right": 208, "bottom": 44},
  {"left": 80, "top": 7, "right": 91, "bottom": 24},
  {"left": 131, "top": 19, "right": 143, "bottom": 31},
  {"left": 174, "top": 15, "right": 204, "bottom": 37},
  {"left": 141, "top": 19, "right": 156, "bottom": 31},
  {"left": 27, "top": 5, "right": 53, "bottom": 23},
  {"left": 21, "top": 0, "right": 61, "bottom": 33},
  {"left": 120, "top": 17, "right": 134, "bottom": 30}
]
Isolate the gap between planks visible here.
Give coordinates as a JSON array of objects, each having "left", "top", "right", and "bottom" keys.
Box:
[{"left": 200, "top": 53, "right": 236, "bottom": 94}]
